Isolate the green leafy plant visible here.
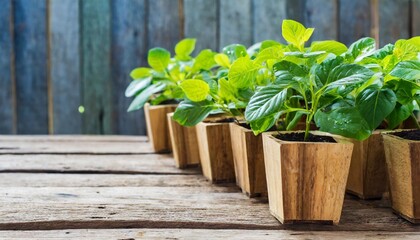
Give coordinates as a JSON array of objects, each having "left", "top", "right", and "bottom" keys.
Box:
[{"left": 125, "top": 38, "right": 218, "bottom": 112}]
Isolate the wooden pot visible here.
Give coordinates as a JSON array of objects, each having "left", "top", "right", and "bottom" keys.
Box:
[
  {"left": 262, "top": 131, "right": 353, "bottom": 225},
  {"left": 167, "top": 113, "right": 200, "bottom": 169},
  {"left": 229, "top": 123, "right": 266, "bottom": 197},
  {"left": 196, "top": 121, "right": 235, "bottom": 183},
  {"left": 144, "top": 103, "right": 177, "bottom": 153},
  {"left": 383, "top": 130, "right": 420, "bottom": 223},
  {"left": 346, "top": 131, "right": 387, "bottom": 199}
]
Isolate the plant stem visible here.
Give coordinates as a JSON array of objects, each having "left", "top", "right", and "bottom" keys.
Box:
[{"left": 411, "top": 112, "right": 420, "bottom": 129}]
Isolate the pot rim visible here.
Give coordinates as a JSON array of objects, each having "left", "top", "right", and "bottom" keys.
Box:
[
  {"left": 262, "top": 130, "right": 353, "bottom": 145},
  {"left": 382, "top": 129, "right": 420, "bottom": 143}
]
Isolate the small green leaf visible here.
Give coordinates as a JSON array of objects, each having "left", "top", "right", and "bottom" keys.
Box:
[
  {"left": 127, "top": 82, "right": 166, "bottom": 112},
  {"left": 228, "top": 57, "right": 260, "bottom": 89},
  {"left": 148, "top": 48, "right": 170, "bottom": 71},
  {"left": 214, "top": 53, "right": 231, "bottom": 68},
  {"left": 260, "top": 40, "right": 283, "bottom": 51},
  {"left": 192, "top": 49, "right": 216, "bottom": 72},
  {"left": 125, "top": 76, "right": 152, "bottom": 97},
  {"left": 218, "top": 77, "right": 236, "bottom": 101},
  {"left": 222, "top": 44, "right": 248, "bottom": 62},
  {"left": 386, "top": 102, "right": 414, "bottom": 129},
  {"left": 245, "top": 85, "right": 288, "bottom": 122},
  {"left": 310, "top": 40, "right": 348, "bottom": 55},
  {"left": 180, "top": 79, "right": 210, "bottom": 102},
  {"left": 390, "top": 60, "right": 420, "bottom": 81},
  {"left": 249, "top": 112, "right": 280, "bottom": 135},
  {"left": 130, "top": 67, "right": 151, "bottom": 79},
  {"left": 346, "top": 37, "right": 376, "bottom": 62},
  {"left": 282, "top": 19, "right": 314, "bottom": 50},
  {"left": 173, "top": 100, "right": 214, "bottom": 126},
  {"left": 175, "top": 38, "right": 196, "bottom": 60},
  {"left": 255, "top": 45, "right": 284, "bottom": 64}
]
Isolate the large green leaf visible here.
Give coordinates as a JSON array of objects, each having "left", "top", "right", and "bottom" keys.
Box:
[
  {"left": 390, "top": 60, "right": 420, "bottom": 81},
  {"left": 346, "top": 37, "right": 376, "bottom": 62},
  {"left": 254, "top": 45, "right": 284, "bottom": 64},
  {"left": 228, "top": 57, "right": 260, "bottom": 89},
  {"left": 125, "top": 76, "right": 152, "bottom": 97},
  {"left": 175, "top": 38, "right": 196, "bottom": 60},
  {"left": 395, "top": 80, "right": 420, "bottom": 104},
  {"left": 310, "top": 40, "right": 348, "bottom": 55},
  {"left": 386, "top": 102, "right": 414, "bottom": 129},
  {"left": 249, "top": 112, "right": 280, "bottom": 135},
  {"left": 192, "top": 49, "right": 216, "bottom": 73},
  {"left": 356, "top": 87, "right": 396, "bottom": 130},
  {"left": 315, "top": 107, "right": 372, "bottom": 141},
  {"left": 324, "top": 64, "right": 374, "bottom": 91},
  {"left": 245, "top": 85, "right": 288, "bottom": 122},
  {"left": 281, "top": 19, "right": 314, "bottom": 49},
  {"left": 147, "top": 48, "right": 171, "bottom": 71},
  {"left": 127, "top": 82, "right": 166, "bottom": 112},
  {"left": 172, "top": 100, "right": 214, "bottom": 126},
  {"left": 180, "top": 79, "right": 210, "bottom": 102}
]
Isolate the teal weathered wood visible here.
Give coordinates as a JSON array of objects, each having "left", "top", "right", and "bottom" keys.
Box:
[
  {"left": 147, "top": 0, "right": 181, "bottom": 52},
  {"left": 13, "top": 0, "right": 48, "bottom": 134},
  {"left": 184, "top": 0, "right": 218, "bottom": 53},
  {"left": 339, "top": 0, "right": 372, "bottom": 46},
  {"left": 81, "top": 0, "right": 113, "bottom": 134},
  {"left": 0, "top": 0, "right": 15, "bottom": 134},
  {"left": 303, "top": 0, "right": 338, "bottom": 41},
  {"left": 219, "top": 0, "right": 252, "bottom": 49},
  {"left": 49, "top": 0, "right": 82, "bottom": 134},
  {"left": 111, "top": 0, "right": 147, "bottom": 135},
  {"left": 412, "top": 0, "right": 420, "bottom": 36},
  {"left": 378, "top": 0, "right": 410, "bottom": 46},
  {"left": 252, "top": 0, "right": 287, "bottom": 43}
]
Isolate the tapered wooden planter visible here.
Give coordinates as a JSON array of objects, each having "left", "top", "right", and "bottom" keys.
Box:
[
  {"left": 167, "top": 113, "right": 200, "bottom": 169},
  {"left": 346, "top": 131, "right": 387, "bottom": 199},
  {"left": 383, "top": 130, "right": 420, "bottom": 223},
  {"left": 144, "top": 103, "right": 177, "bottom": 153},
  {"left": 196, "top": 121, "right": 235, "bottom": 183},
  {"left": 262, "top": 131, "right": 353, "bottom": 225},
  {"left": 229, "top": 123, "right": 266, "bottom": 197}
]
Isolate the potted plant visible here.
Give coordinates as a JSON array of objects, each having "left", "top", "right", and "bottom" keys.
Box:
[
  {"left": 245, "top": 20, "right": 391, "bottom": 224},
  {"left": 382, "top": 40, "right": 420, "bottom": 223}
]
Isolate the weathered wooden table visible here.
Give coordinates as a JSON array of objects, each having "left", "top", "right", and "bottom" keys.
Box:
[{"left": 0, "top": 135, "right": 419, "bottom": 239}]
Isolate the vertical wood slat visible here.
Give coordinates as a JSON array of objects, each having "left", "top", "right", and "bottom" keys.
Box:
[
  {"left": 81, "top": 0, "right": 113, "bottom": 134},
  {"left": 183, "top": 0, "right": 218, "bottom": 53},
  {"left": 252, "top": 0, "right": 287, "bottom": 43},
  {"left": 49, "top": 0, "right": 82, "bottom": 134},
  {"left": 412, "top": 0, "right": 420, "bottom": 37},
  {"left": 147, "top": 0, "right": 181, "bottom": 52},
  {"left": 219, "top": 0, "right": 252, "bottom": 49},
  {"left": 303, "top": 0, "right": 338, "bottom": 41},
  {"left": 377, "top": 0, "right": 410, "bottom": 46},
  {"left": 111, "top": 0, "right": 147, "bottom": 135},
  {"left": 339, "top": 0, "right": 372, "bottom": 46},
  {"left": 14, "top": 0, "right": 48, "bottom": 134},
  {"left": 0, "top": 0, "right": 15, "bottom": 134}
]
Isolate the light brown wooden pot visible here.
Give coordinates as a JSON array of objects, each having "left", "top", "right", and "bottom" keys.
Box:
[
  {"left": 196, "top": 121, "right": 235, "bottom": 183},
  {"left": 144, "top": 103, "right": 177, "bottom": 153},
  {"left": 262, "top": 131, "right": 353, "bottom": 225},
  {"left": 383, "top": 130, "right": 420, "bottom": 223},
  {"left": 167, "top": 113, "right": 200, "bottom": 169},
  {"left": 229, "top": 123, "right": 266, "bottom": 197},
  {"left": 346, "top": 131, "right": 387, "bottom": 199}
]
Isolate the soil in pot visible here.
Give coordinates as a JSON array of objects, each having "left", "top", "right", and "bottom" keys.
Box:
[
  {"left": 275, "top": 132, "right": 336, "bottom": 142},
  {"left": 390, "top": 129, "right": 420, "bottom": 141}
]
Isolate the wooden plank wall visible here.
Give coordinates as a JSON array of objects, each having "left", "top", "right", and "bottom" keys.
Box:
[{"left": 0, "top": 0, "right": 418, "bottom": 135}]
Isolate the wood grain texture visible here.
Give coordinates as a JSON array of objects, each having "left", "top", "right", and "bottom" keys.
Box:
[
  {"left": 0, "top": 0, "right": 15, "bottom": 134},
  {"left": 219, "top": 0, "right": 252, "bottom": 49},
  {"left": 346, "top": 131, "right": 387, "bottom": 199},
  {"left": 144, "top": 104, "right": 177, "bottom": 153},
  {"left": 49, "top": 0, "right": 82, "bottom": 134},
  {"left": 111, "top": 0, "right": 147, "bottom": 135},
  {"left": 262, "top": 131, "right": 353, "bottom": 224},
  {"left": 167, "top": 113, "right": 200, "bottom": 168},
  {"left": 13, "top": 0, "right": 48, "bottom": 134},
  {"left": 147, "top": 0, "right": 181, "bottom": 52},
  {"left": 2, "top": 229, "right": 420, "bottom": 240},
  {"left": 383, "top": 132, "right": 420, "bottom": 223},
  {"left": 252, "top": 0, "right": 286, "bottom": 43},
  {"left": 0, "top": 154, "right": 197, "bottom": 174},
  {"left": 183, "top": 0, "right": 218, "bottom": 53},
  {"left": 196, "top": 121, "right": 235, "bottom": 183},
  {"left": 303, "top": 0, "right": 338, "bottom": 41},
  {"left": 230, "top": 123, "right": 266, "bottom": 197},
  {"left": 413, "top": 0, "right": 420, "bottom": 37},
  {"left": 339, "top": 0, "right": 371, "bottom": 46},
  {"left": 81, "top": 0, "right": 113, "bottom": 134},
  {"left": 377, "top": 0, "right": 410, "bottom": 46}
]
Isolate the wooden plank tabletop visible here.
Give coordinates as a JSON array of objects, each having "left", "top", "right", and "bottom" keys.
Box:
[{"left": 0, "top": 135, "right": 419, "bottom": 239}]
